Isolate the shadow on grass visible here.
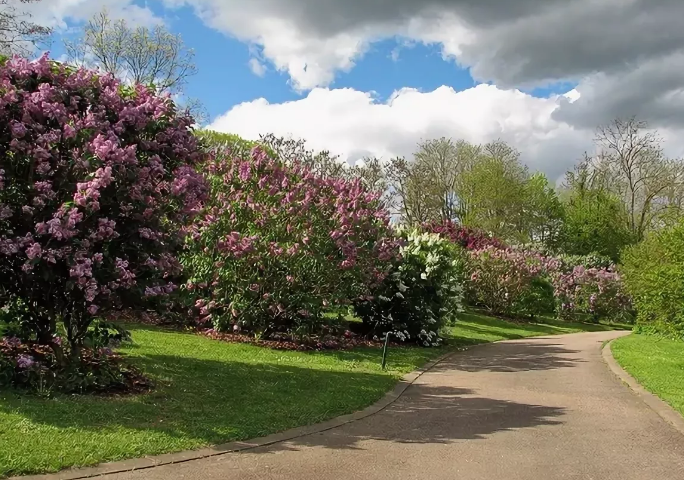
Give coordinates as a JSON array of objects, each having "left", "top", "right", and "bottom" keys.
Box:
[
  {"left": 0, "top": 329, "right": 582, "bottom": 476},
  {"left": 0, "top": 337, "right": 577, "bottom": 445},
  {"left": 0, "top": 355, "right": 400, "bottom": 447}
]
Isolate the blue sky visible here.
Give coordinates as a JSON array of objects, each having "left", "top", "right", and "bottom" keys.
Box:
[
  {"left": 48, "top": 0, "right": 575, "bottom": 124},
  {"left": 35, "top": 0, "right": 684, "bottom": 179}
]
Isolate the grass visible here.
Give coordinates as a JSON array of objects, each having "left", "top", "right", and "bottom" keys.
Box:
[
  {"left": 0, "top": 313, "right": 628, "bottom": 477},
  {"left": 611, "top": 334, "right": 684, "bottom": 417},
  {"left": 446, "top": 311, "right": 628, "bottom": 346}
]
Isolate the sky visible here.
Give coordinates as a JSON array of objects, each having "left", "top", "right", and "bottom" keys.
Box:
[{"left": 21, "top": 0, "right": 684, "bottom": 182}]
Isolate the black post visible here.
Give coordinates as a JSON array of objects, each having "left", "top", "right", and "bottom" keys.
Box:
[{"left": 381, "top": 332, "right": 390, "bottom": 370}]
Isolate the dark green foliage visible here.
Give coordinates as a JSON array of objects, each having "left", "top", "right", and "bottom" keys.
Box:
[
  {"left": 621, "top": 221, "right": 684, "bottom": 339},
  {"left": 517, "top": 276, "right": 556, "bottom": 319},
  {"left": 559, "top": 183, "right": 635, "bottom": 262}
]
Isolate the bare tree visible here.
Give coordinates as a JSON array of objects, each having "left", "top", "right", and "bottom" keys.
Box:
[
  {"left": 384, "top": 155, "right": 440, "bottom": 225},
  {"left": 591, "top": 117, "right": 684, "bottom": 240},
  {"left": 0, "top": 0, "right": 51, "bottom": 56},
  {"left": 64, "top": 9, "right": 197, "bottom": 95},
  {"left": 258, "top": 133, "right": 348, "bottom": 179},
  {"left": 412, "top": 137, "right": 477, "bottom": 222}
]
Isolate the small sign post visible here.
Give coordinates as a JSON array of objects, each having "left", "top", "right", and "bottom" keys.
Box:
[{"left": 381, "top": 332, "right": 390, "bottom": 370}]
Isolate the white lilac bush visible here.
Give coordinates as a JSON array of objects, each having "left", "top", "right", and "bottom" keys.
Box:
[{"left": 354, "top": 228, "right": 466, "bottom": 346}]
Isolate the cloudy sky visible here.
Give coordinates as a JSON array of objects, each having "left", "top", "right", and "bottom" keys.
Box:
[{"left": 24, "top": 0, "right": 684, "bottom": 181}]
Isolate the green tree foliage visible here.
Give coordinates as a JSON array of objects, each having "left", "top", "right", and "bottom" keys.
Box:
[
  {"left": 524, "top": 173, "right": 565, "bottom": 249},
  {"left": 459, "top": 141, "right": 530, "bottom": 241},
  {"left": 558, "top": 161, "right": 635, "bottom": 261},
  {"left": 621, "top": 221, "right": 684, "bottom": 339}
]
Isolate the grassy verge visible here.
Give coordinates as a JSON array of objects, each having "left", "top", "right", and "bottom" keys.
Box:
[
  {"left": 446, "top": 311, "right": 628, "bottom": 345},
  {"left": 0, "top": 313, "right": 627, "bottom": 477},
  {"left": 611, "top": 334, "right": 684, "bottom": 417}
]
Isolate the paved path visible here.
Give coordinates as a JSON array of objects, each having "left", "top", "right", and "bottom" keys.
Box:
[{"left": 107, "top": 331, "right": 684, "bottom": 480}]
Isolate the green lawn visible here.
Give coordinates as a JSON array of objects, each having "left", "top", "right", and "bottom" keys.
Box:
[
  {"left": 446, "top": 311, "right": 627, "bottom": 345},
  {"left": 611, "top": 334, "right": 684, "bottom": 417},
  {"left": 0, "top": 313, "right": 628, "bottom": 477}
]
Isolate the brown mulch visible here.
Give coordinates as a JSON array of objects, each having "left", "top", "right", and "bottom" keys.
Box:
[
  {"left": 105, "top": 309, "right": 396, "bottom": 351},
  {"left": 199, "top": 329, "right": 397, "bottom": 351}
]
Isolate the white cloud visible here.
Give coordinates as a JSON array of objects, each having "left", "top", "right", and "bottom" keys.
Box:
[
  {"left": 159, "top": 0, "right": 684, "bottom": 130},
  {"left": 208, "top": 85, "right": 591, "bottom": 182},
  {"left": 29, "top": 0, "right": 684, "bottom": 131},
  {"left": 25, "top": 0, "right": 162, "bottom": 31},
  {"left": 248, "top": 58, "right": 267, "bottom": 77},
  {"left": 208, "top": 84, "right": 684, "bottom": 182}
]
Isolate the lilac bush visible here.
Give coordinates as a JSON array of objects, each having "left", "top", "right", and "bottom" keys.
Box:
[
  {"left": 465, "top": 243, "right": 631, "bottom": 322},
  {"left": 0, "top": 54, "right": 207, "bottom": 364},
  {"left": 552, "top": 265, "right": 633, "bottom": 323},
  {"left": 182, "top": 145, "right": 399, "bottom": 338},
  {"left": 466, "top": 246, "right": 560, "bottom": 318},
  {"left": 424, "top": 220, "right": 507, "bottom": 251},
  {"left": 353, "top": 228, "right": 466, "bottom": 346}
]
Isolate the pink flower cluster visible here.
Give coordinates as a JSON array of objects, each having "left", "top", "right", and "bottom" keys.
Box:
[
  {"left": 552, "top": 265, "right": 631, "bottom": 320},
  {"left": 467, "top": 246, "right": 557, "bottom": 315},
  {"left": 424, "top": 220, "right": 506, "bottom": 251},
  {"left": 466, "top": 243, "right": 631, "bottom": 320},
  {"left": 184, "top": 144, "right": 399, "bottom": 334},
  {"left": 0, "top": 54, "right": 208, "bottom": 350}
]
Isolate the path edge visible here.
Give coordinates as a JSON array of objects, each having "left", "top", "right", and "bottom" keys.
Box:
[
  {"left": 602, "top": 338, "right": 684, "bottom": 437},
  {"left": 17, "top": 348, "right": 461, "bottom": 480}
]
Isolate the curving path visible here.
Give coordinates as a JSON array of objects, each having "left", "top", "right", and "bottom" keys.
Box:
[{"left": 98, "top": 331, "right": 684, "bottom": 480}]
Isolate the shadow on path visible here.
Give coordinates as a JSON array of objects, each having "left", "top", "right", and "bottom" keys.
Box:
[
  {"left": 438, "top": 341, "right": 583, "bottom": 373},
  {"left": 239, "top": 340, "right": 578, "bottom": 453},
  {"left": 250, "top": 383, "right": 566, "bottom": 453}
]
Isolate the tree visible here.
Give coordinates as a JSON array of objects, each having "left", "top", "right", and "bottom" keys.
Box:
[
  {"left": 459, "top": 140, "right": 530, "bottom": 241},
  {"left": 64, "top": 9, "right": 204, "bottom": 121},
  {"left": 384, "top": 155, "right": 440, "bottom": 224},
  {"left": 590, "top": 117, "right": 684, "bottom": 241},
  {"left": 413, "top": 137, "right": 468, "bottom": 221},
  {"left": 523, "top": 173, "right": 565, "bottom": 249},
  {"left": 0, "top": 0, "right": 50, "bottom": 56},
  {"left": 558, "top": 161, "right": 635, "bottom": 261}
]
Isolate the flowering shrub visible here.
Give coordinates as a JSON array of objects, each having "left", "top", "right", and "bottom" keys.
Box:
[
  {"left": 0, "top": 54, "right": 207, "bottom": 364},
  {"left": 353, "top": 228, "right": 465, "bottom": 346},
  {"left": 182, "top": 145, "right": 398, "bottom": 338},
  {"left": 552, "top": 265, "right": 633, "bottom": 323},
  {"left": 621, "top": 223, "right": 684, "bottom": 338},
  {"left": 466, "top": 247, "right": 558, "bottom": 318},
  {"left": 423, "top": 220, "right": 506, "bottom": 251}
]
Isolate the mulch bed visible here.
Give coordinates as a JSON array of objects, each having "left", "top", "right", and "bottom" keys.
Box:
[
  {"left": 107, "top": 309, "right": 397, "bottom": 351},
  {"left": 199, "top": 328, "right": 397, "bottom": 351}
]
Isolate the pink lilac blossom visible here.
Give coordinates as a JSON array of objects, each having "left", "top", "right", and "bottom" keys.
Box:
[
  {"left": 0, "top": 53, "right": 208, "bottom": 353},
  {"left": 185, "top": 144, "right": 400, "bottom": 335}
]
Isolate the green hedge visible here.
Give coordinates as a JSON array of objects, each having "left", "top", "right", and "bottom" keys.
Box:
[{"left": 621, "top": 221, "right": 684, "bottom": 339}]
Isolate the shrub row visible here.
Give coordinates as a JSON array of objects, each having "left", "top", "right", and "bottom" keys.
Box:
[
  {"left": 0, "top": 57, "right": 467, "bottom": 395},
  {"left": 465, "top": 246, "right": 632, "bottom": 323},
  {"left": 0, "top": 56, "right": 639, "bottom": 394}
]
